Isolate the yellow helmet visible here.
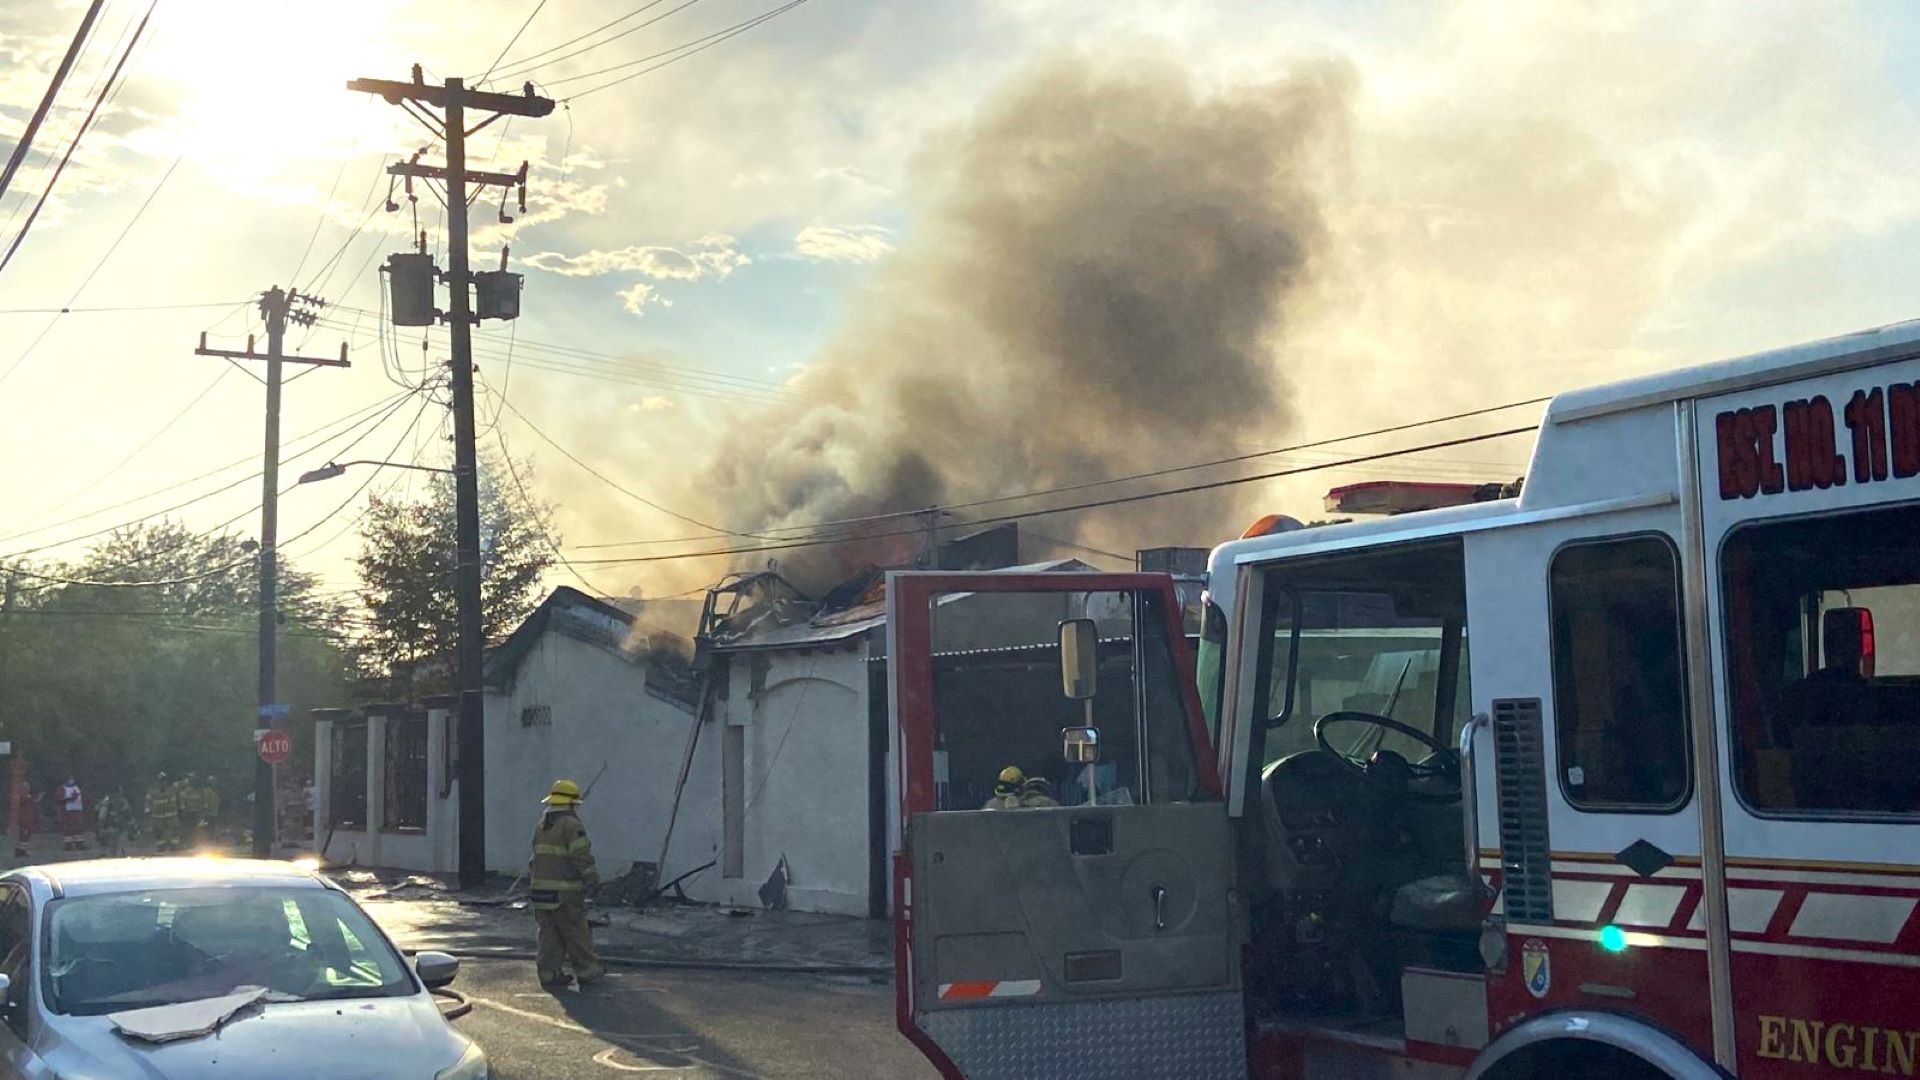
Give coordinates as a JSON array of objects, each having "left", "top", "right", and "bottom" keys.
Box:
[
  {"left": 994, "top": 766, "right": 1025, "bottom": 796},
  {"left": 542, "top": 779, "right": 583, "bottom": 806}
]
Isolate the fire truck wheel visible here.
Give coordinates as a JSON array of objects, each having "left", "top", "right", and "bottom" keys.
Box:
[{"left": 1476, "top": 1040, "right": 1674, "bottom": 1080}]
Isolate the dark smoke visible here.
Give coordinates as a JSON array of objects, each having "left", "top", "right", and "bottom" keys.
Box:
[{"left": 699, "top": 54, "right": 1353, "bottom": 592}]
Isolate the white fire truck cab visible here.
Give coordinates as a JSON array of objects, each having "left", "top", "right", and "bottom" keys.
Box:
[{"left": 886, "top": 321, "right": 1920, "bottom": 1079}]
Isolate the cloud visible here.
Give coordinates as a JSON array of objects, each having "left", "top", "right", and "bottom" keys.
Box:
[
  {"left": 524, "top": 234, "right": 749, "bottom": 280},
  {"left": 618, "top": 282, "right": 660, "bottom": 315},
  {"left": 629, "top": 396, "right": 675, "bottom": 412},
  {"left": 793, "top": 223, "right": 895, "bottom": 263}
]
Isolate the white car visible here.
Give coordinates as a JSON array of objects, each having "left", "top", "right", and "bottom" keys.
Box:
[{"left": 0, "top": 858, "right": 486, "bottom": 1079}]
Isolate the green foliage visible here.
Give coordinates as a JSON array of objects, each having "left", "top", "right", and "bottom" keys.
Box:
[
  {"left": 353, "top": 452, "right": 554, "bottom": 693},
  {"left": 0, "top": 523, "right": 352, "bottom": 805}
]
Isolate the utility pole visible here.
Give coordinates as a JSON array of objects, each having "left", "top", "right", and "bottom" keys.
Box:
[
  {"left": 349, "top": 68, "right": 550, "bottom": 889},
  {"left": 195, "top": 288, "right": 347, "bottom": 857}
]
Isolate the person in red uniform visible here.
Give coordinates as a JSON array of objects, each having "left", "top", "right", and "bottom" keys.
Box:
[{"left": 57, "top": 778, "right": 84, "bottom": 852}]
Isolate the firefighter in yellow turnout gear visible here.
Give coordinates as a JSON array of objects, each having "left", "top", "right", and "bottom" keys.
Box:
[
  {"left": 530, "top": 780, "right": 603, "bottom": 986},
  {"left": 146, "top": 773, "right": 179, "bottom": 852}
]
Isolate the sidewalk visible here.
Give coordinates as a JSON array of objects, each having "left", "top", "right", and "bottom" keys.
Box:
[{"left": 333, "top": 867, "right": 892, "bottom": 975}]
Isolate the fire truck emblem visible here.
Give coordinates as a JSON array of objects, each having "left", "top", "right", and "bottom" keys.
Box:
[{"left": 1521, "top": 938, "right": 1551, "bottom": 998}]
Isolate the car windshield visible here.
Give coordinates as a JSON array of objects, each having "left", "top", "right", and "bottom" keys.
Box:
[{"left": 44, "top": 886, "right": 414, "bottom": 1016}]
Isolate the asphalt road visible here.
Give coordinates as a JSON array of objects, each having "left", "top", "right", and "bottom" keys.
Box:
[{"left": 448, "top": 957, "right": 938, "bottom": 1080}]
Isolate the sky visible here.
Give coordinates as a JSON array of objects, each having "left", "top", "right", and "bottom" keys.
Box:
[{"left": 4, "top": 0, "right": 1920, "bottom": 608}]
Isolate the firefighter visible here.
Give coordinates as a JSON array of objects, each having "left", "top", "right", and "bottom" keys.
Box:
[
  {"left": 1019, "top": 776, "right": 1059, "bottom": 808},
  {"left": 177, "top": 774, "right": 206, "bottom": 848},
  {"left": 148, "top": 773, "right": 179, "bottom": 852},
  {"left": 529, "top": 779, "right": 603, "bottom": 986},
  {"left": 96, "top": 789, "right": 129, "bottom": 855},
  {"left": 982, "top": 766, "right": 1027, "bottom": 809},
  {"left": 200, "top": 775, "right": 221, "bottom": 839}
]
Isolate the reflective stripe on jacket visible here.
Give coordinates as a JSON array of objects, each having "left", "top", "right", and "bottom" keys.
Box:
[
  {"left": 149, "top": 790, "right": 178, "bottom": 817},
  {"left": 177, "top": 785, "right": 204, "bottom": 816},
  {"left": 529, "top": 810, "right": 598, "bottom": 910}
]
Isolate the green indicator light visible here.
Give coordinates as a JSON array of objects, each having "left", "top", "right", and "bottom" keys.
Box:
[{"left": 1598, "top": 924, "right": 1628, "bottom": 953}]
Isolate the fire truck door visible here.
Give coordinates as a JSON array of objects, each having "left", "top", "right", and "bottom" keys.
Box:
[{"left": 888, "top": 572, "right": 1247, "bottom": 1080}]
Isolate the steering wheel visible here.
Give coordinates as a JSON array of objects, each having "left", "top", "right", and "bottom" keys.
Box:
[{"left": 1313, "top": 711, "right": 1461, "bottom": 803}]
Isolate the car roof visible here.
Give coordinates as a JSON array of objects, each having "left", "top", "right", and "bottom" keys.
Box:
[{"left": 11, "top": 858, "right": 330, "bottom": 899}]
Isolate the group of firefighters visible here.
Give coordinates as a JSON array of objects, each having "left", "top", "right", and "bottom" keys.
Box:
[
  {"left": 7, "top": 773, "right": 222, "bottom": 857},
  {"left": 141, "top": 771, "right": 224, "bottom": 851}
]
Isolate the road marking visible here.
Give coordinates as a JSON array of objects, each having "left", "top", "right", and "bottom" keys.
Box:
[
  {"left": 593, "top": 1046, "right": 702, "bottom": 1073},
  {"left": 464, "top": 994, "right": 764, "bottom": 1079}
]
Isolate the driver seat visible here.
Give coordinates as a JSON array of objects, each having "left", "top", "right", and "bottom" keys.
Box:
[{"left": 1387, "top": 871, "right": 1487, "bottom": 932}]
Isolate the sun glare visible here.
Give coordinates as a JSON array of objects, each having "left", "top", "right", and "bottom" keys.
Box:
[{"left": 141, "top": 0, "right": 411, "bottom": 186}]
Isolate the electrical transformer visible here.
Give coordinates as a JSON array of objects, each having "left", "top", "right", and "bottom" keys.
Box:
[
  {"left": 384, "top": 252, "right": 439, "bottom": 326},
  {"left": 474, "top": 270, "right": 523, "bottom": 321}
]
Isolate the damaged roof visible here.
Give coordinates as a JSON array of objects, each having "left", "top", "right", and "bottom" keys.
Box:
[
  {"left": 710, "top": 558, "right": 1095, "bottom": 653},
  {"left": 485, "top": 586, "right": 700, "bottom": 709}
]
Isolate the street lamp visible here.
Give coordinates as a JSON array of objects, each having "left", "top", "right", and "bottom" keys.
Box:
[{"left": 296, "top": 459, "right": 456, "bottom": 484}]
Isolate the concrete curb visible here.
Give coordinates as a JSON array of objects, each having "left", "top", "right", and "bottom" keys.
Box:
[{"left": 441, "top": 945, "right": 890, "bottom": 977}]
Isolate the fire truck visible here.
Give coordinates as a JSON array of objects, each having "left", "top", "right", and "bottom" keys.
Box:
[{"left": 884, "top": 321, "right": 1920, "bottom": 1078}]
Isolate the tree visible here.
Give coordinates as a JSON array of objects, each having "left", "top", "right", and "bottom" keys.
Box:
[
  {"left": 0, "top": 523, "right": 352, "bottom": 809},
  {"left": 353, "top": 451, "right": 555, "bottom": 691}
]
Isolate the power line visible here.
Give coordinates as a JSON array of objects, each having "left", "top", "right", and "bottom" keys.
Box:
[
  {"left": 562, "top": 0, "right": 812, "bottom": 103},
  {"left": 570, "top": 424, "right": 1539, "bottom": 566},
  {"left": 496, "top": 422, "right": 613, "bottom": 596},
  {"left": 287, "top": 104, "right": 369, "bottom": 286},
  {"left": 487, "top": 382, "right": 759, "bottom": 538},
  {"left": 0, "top": 389, "right": 421, "bottom": 561},
  {"left": 27, "top": 366, "right": 234, "bottom": 524},
  {"left": 479, "top": 0, "right": 551, "bottom": 83},
  {"left": 0, "top": 0, "right": 125, "bottom": 234},
  {"left": 0, "top": 0, "right": 159, "bottom": 281},
  {"left": 4, "top": 557, "right": 252, "bottom": 590},
  {"left": 0, "top": 155, "right": 180, "bottom": 388},
  {"left": 0, "top": 0, "right": 114, "bottom": 207},
  {"left": 486, "top": 0, "right": 692, "bottom": 83},
  {"left": 277, "top": 395, "right": 436, "bottom": 553},
  {"left": 1020, "top": 528, "right": 1134, "bottom": 566},
  {"left": 6, "top": 396, "right": 435, "bottom": 591},
  {"left": 0, "top": 299, "right": 250, "bottom": 314},
  {"left": 577, "top": 395, "right": 1550, "bottom": 550},
  {"left": 0, "top": 389, "right": 411, "bottom": 547},
  {"left": 334, "top": 307, "right": 799, "bottom": 395}
]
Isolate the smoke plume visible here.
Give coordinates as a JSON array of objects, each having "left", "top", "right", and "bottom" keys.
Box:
[{"left": 696, "top": 55, "right": 1353, "bottom": 591}]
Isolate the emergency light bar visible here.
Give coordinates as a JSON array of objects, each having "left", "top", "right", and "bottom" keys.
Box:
[{"left": 1324, "top": 480, "right": 1511, "bottom": 516}]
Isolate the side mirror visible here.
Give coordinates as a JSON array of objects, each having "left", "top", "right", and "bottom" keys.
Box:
[
  {"left": 1063, "top": 726, "right": 1100, "bottom": 764},
  {"left": 414, "top": 951, "right": 460, "bottom": 989},
  {"left": 1059, "top": 618, "right": 1099, "bottom": 700},
  {"left": 1823, "top": 607, "right": 1876, "bottom": 677}
]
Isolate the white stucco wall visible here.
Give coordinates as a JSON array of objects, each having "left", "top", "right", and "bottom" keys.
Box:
[
  {"left": 482, "top": 632, "right": 716, "bottom": 890},
  {"left": 685, "top": 642, "right": 876, "bottom": 916}
]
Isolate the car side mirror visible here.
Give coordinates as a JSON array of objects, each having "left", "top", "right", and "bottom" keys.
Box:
[
  {"left": 1059, "top": 618, "right": 1098, "bottom": 700},
  {"left": 414, "top": 951, "right": 460, "bottom": 989}
]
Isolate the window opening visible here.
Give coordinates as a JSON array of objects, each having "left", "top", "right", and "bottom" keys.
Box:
[
  {"left": 1549, "top": 535, "right": 1691, "bottom": 812},
  {"left": 1724, "top": 503, "right": 1920, "bottom": 817},
  {"left": 330, "top": 721, "right": 368, "bottom": 830},
  {"left": 383, "top": 716, "right": 428, "bottom": 832}
]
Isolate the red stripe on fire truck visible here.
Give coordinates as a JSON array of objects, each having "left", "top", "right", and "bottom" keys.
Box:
[{"left": 937, "top": 980, "right": 1043, "bottom": 1000}]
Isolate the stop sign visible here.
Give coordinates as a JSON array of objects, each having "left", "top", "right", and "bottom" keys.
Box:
[{"left": 258, "top": 729, "right": 292, "bottom": 766}]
